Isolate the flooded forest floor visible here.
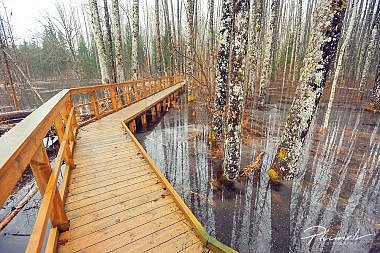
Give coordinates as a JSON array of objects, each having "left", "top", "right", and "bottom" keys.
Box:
[
  {"left": 135, "top": 82, "right": 380, "bottom": 253},
  {"left": 0, "top": 80, "right": 379, "bottom": 253}
]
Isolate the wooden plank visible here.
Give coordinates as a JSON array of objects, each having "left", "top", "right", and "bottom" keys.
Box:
[
  {"left": 61, "top": 197, "right": 175, "bottom": 241},
  {"left": 65, "top": 182, "right": 164, "bottom": 218},
  {"left": 58, "top": 205, "right": 184, "bottom": 252}
]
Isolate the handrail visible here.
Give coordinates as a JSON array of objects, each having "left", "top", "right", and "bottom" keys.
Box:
[{"left": 0, "top": 75, "right": 183, "bottom": 253}]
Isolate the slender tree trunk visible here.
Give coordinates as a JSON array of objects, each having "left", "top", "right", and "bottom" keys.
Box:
[
  {"left": 247, "top": 0, "right": 263, "bottom": 99},
  {"left": 257, "top": 0, "right": 279, "bottom": 108},
  {"left": 185, "top": 0, "right": 195, "bottom": 93},
  {"left": 268, "top": 0, "right": 347, "bottom": 181},
  {"left": 358, "top": 10, "right": 379, "bottom": 92},
  {"left": 131, "top": 0, "right": 139, "bottom": 80},
  {"left": 103, "top": 0, "right": 116, "bottom": 83},
  {"left": 111, "top": 0, "right": 125, "bottom": 82},
  {"left": 323, "top": 1, "right": 357, "bottom": 129},
  {"left": 223, "top": 0, "right": 250, "bottom": 181},
  {"left": 211, "top": 0, "right": 234, "bottom": 141},
  {"left": 206, "top": 0, "right": 215, "bottom": 83},
  {"left": 89, "top": 0, "right": 111, "bottom": 84},
  {"left": 155, "top": 0, "right": 162, "bottom": 76},
  {"left": 368, "top": 58, "right": 380, "bottom": 111},
  {"left": 292, "top": 0, "right": 302, "bottom": 85}
]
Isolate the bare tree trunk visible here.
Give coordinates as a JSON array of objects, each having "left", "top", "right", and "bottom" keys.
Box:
[
  {"left": 111, "top": 0, "right": 126, "bottom": 82},
  {"left": 368, "top": 58, "right": 380, "bottom": 111},
  {"left": 292, "top": 0, "right": 302, "bottom": 84},
  {"left": 206, "top": 0, "right": 215, "bottom": 83},
  {"left": 323, "top": 1, "right": 357, "bottom": 129},
  {"left": 155, "top": 0, "right": 162, "bottom": 76},
  {"left": 211, "top": 0, "right": 234, "bottom": 141},
  {"left": 89, "top": 0, "right": 111, "bottom": 84},
  {"left": 257, "top": 0, "right": 279, "bottom": 109},
  {"left": 223, "top": 0, "right": 250, "bottom": 181},
  {"left": 103, "top": 0, "right": 116, "bottom": 83},
  {"left": 247, "top": 0, "right": 263, "bottom": 99},
  {"left": 185, "top": 0, "right": 195, "bottom": 93},
  {"left": 268, "top": 0, "right": 347, "bottom": 181},
  {"left": 358, "top": 10, "right": 379, "bottom": 92},
  {"left": 131, "top": 0, "right": 139, "bottom": 80}
]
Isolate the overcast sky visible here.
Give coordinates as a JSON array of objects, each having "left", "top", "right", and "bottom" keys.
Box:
[{"left": 2, "top": 0, "right": 57, "bottom": 41}]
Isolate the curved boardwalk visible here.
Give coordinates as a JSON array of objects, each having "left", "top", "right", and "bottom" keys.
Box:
[{"left": 57, "top": 83, "right": 209, "bottom": 252}]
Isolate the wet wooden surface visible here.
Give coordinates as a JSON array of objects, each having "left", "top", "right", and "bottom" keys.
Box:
[{"left": 57, "top": 83, "right": 209, "bottom": 252}]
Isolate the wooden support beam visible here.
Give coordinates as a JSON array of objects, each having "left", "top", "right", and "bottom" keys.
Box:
[
  {"left": 90, "top": 92, "right": 100, "bottom": 119},
  {"left": 141, "top": 113, "right": 147, "bottom": 132},
  {"left": 29, "top": 144, "right": 70, "bottom": 232},
  {"left": 54, "top": 117, "right": 74, "bottom": 166},
  {"left": 129, "top": 119, "right": 136, "bottom": 133}
]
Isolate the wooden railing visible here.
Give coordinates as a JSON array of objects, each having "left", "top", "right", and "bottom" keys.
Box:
[{"left": 0, "top": 75, "right": 183, "bottom": 253}]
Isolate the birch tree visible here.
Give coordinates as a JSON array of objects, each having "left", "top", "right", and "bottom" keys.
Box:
[
  {"left": 131, "top": 0, "right": 139, "bottom": 80},
  {"left": 89, "top": 0, "right": 111, "bottom": 84},
  {"left": 257, "top": 0, "right": 279, "bottom": 109},
  {"left": 247, "top": 0, "right": 263, "bottom": 98},
  {"left": 155, "top": 0, "right": 162, "bottom": 76},
  {"left": 358, "top": 9, "right": 379, "bottom": 92},
  {"left": 212, "top": 0, "right": 234, "bottom": 141},
  {"left": 323, "top": 1, "right": 357, "bottom": 129},
  {"left": 268, "top": 0, "right": 348, "bottom": 181},
  {"left": 367, "top": 58, "right": 380, "bottom": 112},
  {"left": 103, "top": 0, "right": 116, "bottom": 83},
  {"left": 111, "top": 0, "right": 126, "bottom": 82},
  {"left": 223, "top": 0, "right": 250, "bottom": 180},
  {"left": 185, "top": 0, "right": 195, "bottom": 93}
]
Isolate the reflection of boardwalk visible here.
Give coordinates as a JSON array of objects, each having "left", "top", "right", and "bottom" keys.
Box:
[{"left": 58, "top": 83, "right": 209, "bottom": 252}]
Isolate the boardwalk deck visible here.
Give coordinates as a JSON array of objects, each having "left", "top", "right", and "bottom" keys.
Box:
[{"left": 56, "top": 83, "right": 209, "bottom": 252}]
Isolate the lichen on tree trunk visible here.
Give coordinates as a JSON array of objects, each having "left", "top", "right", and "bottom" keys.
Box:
[
  {"left": 368, "top": 58, "right": 380, "bottom": 111},
  {"left": 268, "top": 0, "right": 348, "bottom": 181},
  {"left": 131, "top": 0, "right": 139, "bottom": 80},
  {"left": 223, "top": 0, "right": 250, "bottom": 181},
  {"left": 212, "top": 0, "right": 233, "bottom": 141}
]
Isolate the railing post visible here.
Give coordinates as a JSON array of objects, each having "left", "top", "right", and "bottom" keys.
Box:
[
  {"left": 90, "top": 91, "right": 100, "bottom": 119},
  {"left": 54, "top": 116, "right": 75, "bottom": 166},
  {"left": 30, "top": 144, "right": 70, "bottom": 232},
  {"left": 133, "top": 82, "right": 139, "bottom": 102},
  {"left": 110, "top": 86, "right": 118, "bottom": 111},
  {"left": 125, "top": 85, "right": 131, "bottom": 105},
  {"left": 149, "top": 80, "right": 153, "bottom": 95},
  {"left": 143, "top": 82, "right": 148, "bottom": 98},
  {"left": 151, "top": 107, "right": 156, "bottom": 122}
]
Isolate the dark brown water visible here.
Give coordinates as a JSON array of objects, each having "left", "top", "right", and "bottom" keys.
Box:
[{"left": 136, "top": 91, "right": 380, "bottom": 253}]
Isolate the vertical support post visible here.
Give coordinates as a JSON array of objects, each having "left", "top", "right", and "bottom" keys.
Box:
[
  {"left": 149, "top": 80, "right": 153, "bottom": 95},
  {"left": 129, "top": 119, "right": 137, "bottom": 133},
  {"left": 125, "top": 85, "right": 131, "bottom": 105},
  {"left": 133, "top": 82, "right": 139, "bottom": 101},
  {"left": 110, "top": 86, "right": 118, "bottom": 111},
  {"left": 156, "top": 103, "right": 161, "bottom": 117},
  {"left": 141, "top": 113, "right": 147, "bottom": 132},
  {"left": 151, "top": 107, "right": 156, "bottom": 122},
  {"left": 90, "top": 91, "right": 100, "bottom": 119},
  {"left": 30, "top": 144, "right": 70, "bottom": 232},
  {"left": 54, "top": 116, "right": 75, "bottom": 165},
  {"left": 143, "top": 82, "right": 148, "bottom": 98}
]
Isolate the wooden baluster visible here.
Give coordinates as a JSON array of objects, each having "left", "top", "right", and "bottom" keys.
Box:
[
  {"left": 156, "top": 103, "right": 161, "bottom": 118},
  {"left": 110, "top": 87, "right": 118, "bottom": 111},
  {"left": 54, "top": 116, "right": 75, "bottom": 165},
  {"left": 125, "top": 85, "right": 131, "bottom": 105},
  {"left": 143, "top": 82, "right": 148, "bottom": 98},
  {"left": 30, "top": 144, "right": 69, "bottom": 232},
  {"left": 133, "top": 82, "right": 139, "bottom": 101},
  {"left": 90, "top": 91, "right": 100, "bottom": 119},
  {"left": 129, "top": 119, "right": 136, "bottom": 133},
  {"left": 149, "top": 80, "right": 153, "bottom": 95}
]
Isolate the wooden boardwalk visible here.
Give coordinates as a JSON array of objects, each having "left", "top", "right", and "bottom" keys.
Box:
[
  {"left": 0, "top": 77, "right": 236, "bottom": 253},
  {"left": 57, "top": 83, "right": 210, "bottom": 252}
]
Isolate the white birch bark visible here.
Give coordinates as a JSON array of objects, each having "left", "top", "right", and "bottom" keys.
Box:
[
  {"left": 211, "top": 0, "right": 234, "bottom": 140},
  {"left": 111, "top": 0, "right": 126, "bottom": 82},
  {"left": 257, "top": 0, "right": 279, "bottom": 108},
  {"left": 323, "top": 2, "right": 357, "bottom": 129},
  {"left": 155, "top": 0, "right": 162, "bottom": 76},
  {"left": 131, "top": 0, "right": 139, "bottom": 80},
  {"left": 89, "top": 0, "right": 111, "bottom": 84},
  {"left": 223, "top": 0, "right": 250, "bottom": 180},
  {"left": 358, "top": 12, "right": 379, "bottom": 91},
  {"left": 247, "top": 0, "right": 263, "bottom": 98},
  {"left": 185, "top": 0, "right": 195, "bottom": 93},
  {"left": 268, "top": 0, "right": 348, "bottom": 181}
]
